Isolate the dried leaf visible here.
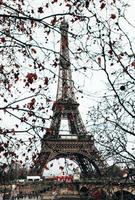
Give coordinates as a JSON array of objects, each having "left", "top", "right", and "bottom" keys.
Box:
[
  {"left": 38, "top": 7, "right": 44, "bottom": 13},
  {"left": 51, "top": 16, "right": 57, "bottom": 26},
  {"left": 15, "top": 63, "right": 20, "bottom": 68},
  {"left": 44, "top": 77, "right": 49, "bottom": 85},
  {"left": 0, "top": 0, "right": 3, "bottom": 5},
  {"left": 0, "top": 37, "right": 6, "bottom": 43},
  {"left": 110, "top": 14, "right": 116, "bottom": 19},
  {"left": 31, "top": 48, "right": 37, "bottom": 54},
  {"left": 97, "top": 57, "right": 101, "bottom": 64},
  {"left": 27, "top": 98, "right": 36, "bottom": 110},
  {"left": 100, "top": 3, "right": 106, "bottom": 10},
  {"left": 26, "top": 73, "right": 37, "bottom": 84},
  {"left": 131, "top": 61, "right": 135, "bottom": 68},
  {"left": 85, "top": 0, "right": 89, "bottom": 8}
]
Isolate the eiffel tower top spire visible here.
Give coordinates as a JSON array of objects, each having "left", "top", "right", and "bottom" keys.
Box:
[
  {"left": 56, "top": 19, "right": 75, "bottom": 101},
  {"left": 59, "top": 18, "right": 70, "bottom": 68}
]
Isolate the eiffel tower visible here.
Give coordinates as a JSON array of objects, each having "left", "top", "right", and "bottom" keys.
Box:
[{"left": 35, "top": 20, "right": 107, "bottom": 178}]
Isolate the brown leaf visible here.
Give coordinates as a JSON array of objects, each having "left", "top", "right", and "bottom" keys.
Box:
[
  {"left": 100, "top": 3, "right": 106, "bottom": 10},
  {"left": 4, "top": 143, "right": 9, "bottom": 148},
  {"left": 31, "top": 48, "right": 37, "bottom": 54},
  {"left": 53, "top": 61, "right": 57, "bottom": 67},
  {"left": 0, "top": 37, "right": 6, "bottom": 43},
  {"left": 66, "top": 3, "right": 72, "bottom": 8},
  {"left": 4, "top": 152, "right": 8, "bottom": 157},
  {"left": 110, "top": 14, "right": 116, "bottom": 19},
  {"left": 51, "top": 16, "right": 57, "bottom": 26},
  {"left": 85, "top": 0, "right": 89, "bottom": 8},
  {"left": 46, "top": 3, "right": 49, "bottom": 8},
  {"left": 44, "top": 77, "right": 49, "bottom": 85},
  {"left": 97, "top": 57, "right": 101, "bottom": 64},
  {"left": 27, "top": 98, "right": 36, "bottom": 110},
  {"left": 31, "top": 20, "right": 37, "bottom": 28},
  {"left": 131, "top": 61, "right": 135, "bottom": 68},
  {"left": 0, "top": 146, "right": 4, "bottom": 152},
  {"left": 26, "top": 73, "right": 37, "bottom": 84},
  {"left": 20, "top": 117, "right": 27, "bottom": 122},
  {"left": 77, "top": 47, "right": 82, "bottom": 51},
  {"left": 108, "top": 50, "right": 113, "bottom": 55},
  {"left": 38, "top": 7, "right": 44, "bottom": 13},
  {"left": 15, "top": 63, "right": 20, "bottom": 68},
  {"left": 59, "top": 166, "right": 64, "bottom": 170},
  {"left": 0, "top": 0, "right": 3, "bottom": 5},
  {"left": 52, "top": 0, "right": 58, "bottom": 3}
]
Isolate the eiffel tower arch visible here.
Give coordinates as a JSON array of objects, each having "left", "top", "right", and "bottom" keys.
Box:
[{"left": 35, "top": 20, "right": 107, "bottom": 178}]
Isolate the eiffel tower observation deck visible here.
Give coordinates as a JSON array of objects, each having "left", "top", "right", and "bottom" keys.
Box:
[{"left": 35, "top": 19, "right": 107, "bottom": 178}]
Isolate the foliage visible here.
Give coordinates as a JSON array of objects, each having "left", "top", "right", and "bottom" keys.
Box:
[
  {"left": 107, "top": 165, "right": 123, "bottom": 178},
  {"left": 0, "top": 162, "right": 28, "bottom": 183}
]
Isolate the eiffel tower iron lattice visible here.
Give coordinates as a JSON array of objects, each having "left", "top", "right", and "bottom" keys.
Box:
[{"left": 35, "top": 20, "right": 107, "bottom": 177}]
